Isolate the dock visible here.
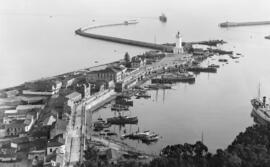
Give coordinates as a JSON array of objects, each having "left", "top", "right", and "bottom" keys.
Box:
[
  {"left": 219, "top": 21, "right": 270, "bottom": 28},
  {"left": 75, "top": 21, "right": 174, "bottom": 52}
]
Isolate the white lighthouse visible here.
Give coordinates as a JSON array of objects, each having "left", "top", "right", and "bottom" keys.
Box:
[{"left": 173, "top": 31, "right": 183, "bottom": 54}]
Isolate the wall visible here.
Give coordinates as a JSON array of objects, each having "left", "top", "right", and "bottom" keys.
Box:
[
  {"left": 75, "top": 29, "right": 174, "bottom": 52},
  {"left": 85, "top": 89, "right": 115, "bottom": 111}
]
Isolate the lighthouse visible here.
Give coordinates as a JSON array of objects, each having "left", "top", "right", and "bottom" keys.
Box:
[{"left": 173, "top": 31, "right": 183, "bottom": 54}]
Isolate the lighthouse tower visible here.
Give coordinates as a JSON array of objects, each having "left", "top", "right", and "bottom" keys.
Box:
[{"left": 173, "top": 31, "right": 183, "bottom": 54}]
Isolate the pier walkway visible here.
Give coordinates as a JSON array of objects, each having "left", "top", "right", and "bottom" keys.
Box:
[
  {"left": 75, "top": 21, "right": 174, "bottom": 52},
  {"left": 219, "top": 21, "right": 270, "bottom": 28}
]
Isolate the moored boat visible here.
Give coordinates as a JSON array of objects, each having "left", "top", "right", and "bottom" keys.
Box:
[
  {"left": 152, "top": 72, "right": 195, "bottom": 84},
  {"left": 208, "top": 64, "right": 220, "bottom": 68},
  {"left": 218, "top": 58, "right": 228, "bottom": 62},
  {"left": 111, "top": 104, "right": 129, "bottom": 111},
  {"left": 145, "top": 84, "right": 172, "bottom": 90},
  {"left": 107, "top": 115, "right": 138, "bottom": 125},
  {"left": 135, "top": 91, "right": 151, "bottom": 99},
  {"left": 121, "top": 130, "right": 160, "bottom": 143},
  {"left": 186, "top": 66, "right": 217, "bottom": 73}
]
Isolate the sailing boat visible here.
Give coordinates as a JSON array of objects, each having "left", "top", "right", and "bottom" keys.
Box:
[{"left": 251, "top": 83, "right": 270, "bottom": 125}]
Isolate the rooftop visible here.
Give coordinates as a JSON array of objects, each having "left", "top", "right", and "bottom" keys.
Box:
[
  {"left": 47, "top": 141, "right": 63, "bottom": 148},
  {"left": 16, "top": 105, "right": 45, "bottom": 111},
  {"left": 4, "top": 110, "right": 17, "bottom": 114},
  {"left": 65, "top": 91, "right": 81, "bottom": 99},
  {"left": 53, "top": 119, "right": 68, "bottom": 132},
  {"left": 5, "top": 120, "right": 25, "bottom": 128},
  {"left": 20, "top": 96, "right": 47, "bottom": 102}
]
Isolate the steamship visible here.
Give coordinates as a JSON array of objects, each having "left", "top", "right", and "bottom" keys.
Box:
[
  {"left": 159, "top": 13, "right": 167, "bottom": 22},
  {"left": 251, "top": 86, "right": 270, "bottom": 125}
]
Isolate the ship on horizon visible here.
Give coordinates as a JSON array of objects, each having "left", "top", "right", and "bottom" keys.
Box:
[{"left": 159, "top": 13, "right": 167, "bottom": 22}]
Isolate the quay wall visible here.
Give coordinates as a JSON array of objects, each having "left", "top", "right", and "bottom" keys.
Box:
[
  {"left": 75, "top": 29, "right": 174, "bottom": 52},
  {"left": 219, "top": 21, "right": 270, "bottom": 27},
  {"left": 85, "top": 89, "right": 116, "bottom": 111}
]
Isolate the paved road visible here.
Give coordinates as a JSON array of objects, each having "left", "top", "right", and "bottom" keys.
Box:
[{"left": 64, "top": 103, "right": 83, "bottom": 167}]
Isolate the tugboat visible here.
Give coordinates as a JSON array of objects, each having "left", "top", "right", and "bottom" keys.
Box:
[{"left": 159, "top": 13, "right": 167, "bottom": 22}]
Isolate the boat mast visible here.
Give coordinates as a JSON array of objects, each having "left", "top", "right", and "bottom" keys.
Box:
[
  {"left": 201, "top": 131, "right": 204, "bottom": 143},
  {"left": 258, "top": 82, "right": 261, "bottom": 99}
]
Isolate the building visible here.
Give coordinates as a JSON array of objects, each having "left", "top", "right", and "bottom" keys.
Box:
[
  {"left": 50, "top": 119, "right": 68, "bottom": 139},
  {"left": 43, "top": 115, "right": 57, "bottom": 126},
  {"left": 65, "top": 91, "right": 82, "bottom": 107},
  {"left": 22, "top": 90, "right": 54, "bottom": 96},
  {"left": 62, "top": 77, "right": 75, "bottom": 88},
  {"left": 74, "top": 83, "right": 91, "bottom": 98},
  {"left": 24, "top": 111, "right": 39, "bottom": 132},
  {"left": 5, "top": 120, "right": 25, "bottom": 137},
  {"left": 3, "top": 109, "right": 39, "bottom": 133},
  {"left": 0, "top": 143, "right": 17, "bottom": 162},
  {"left": 5, "top": 89, "right": 19, "bottom": 98},
  {"left": 16, "top": 104, "right": 45, "bottom": 111},
  {"left": 0, "top": 125, "right": 6, "bottom": 138},
  {"left": 131, "top": 57, "right": 146, "bottom": 68},
  {"left": 44, "top": 153, "right": 57, "bottom": 167},
  {"left": 173, "top": 31, "right": 183, "bottom": 54},
  {"left": 24, "top": 80, "right": 62, "bottom": 95},
  {"left": 3, "top": 110, "right": 27, "bottom": 124},
  {"left": 11, "top": 137, "right": 29, "bottom": 151},
  {"left": 20, "top": 96, "right": 47, "bottom": 105},
  {"left": 28, "top": 150, "right": 46, "bottom": 162},
  {"left": 87, "top": 65, "right": 127, "bottom": 83},
  {"left": 47, "top": 141, "right": 63, "bottom": 155},
  {"left": 97, "top": 147, "right": 121, "bottom": 164}
]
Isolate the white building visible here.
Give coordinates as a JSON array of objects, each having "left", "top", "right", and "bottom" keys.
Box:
[
  {"left": 65, "top": 91, "right": 82, "bottom": 108},
  {"left": 173, "top": 31, "right": 183, "bottom": 54},
  {"left": 3, "top": 110, "right": 27, "bottom": 124}
]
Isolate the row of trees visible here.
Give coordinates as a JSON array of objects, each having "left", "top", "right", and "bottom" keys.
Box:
[{"left": 149, "top": 124, "right": 270, "bottom": 167}]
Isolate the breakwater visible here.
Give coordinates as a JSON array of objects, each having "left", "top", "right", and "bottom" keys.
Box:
[
  {"left": 75, "top": 22, "right": 174, "bottom": 52},
  {"left": 219, "top": 21, "right": 270, "bottom": 28}
]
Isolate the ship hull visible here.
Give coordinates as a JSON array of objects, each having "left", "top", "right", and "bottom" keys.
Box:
[{"left": 251, "top": 108, "right": 270, "bottom": 125}]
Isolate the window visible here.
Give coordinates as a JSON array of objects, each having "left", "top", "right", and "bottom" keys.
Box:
[{"left": 50, "top": 148, "right": 53, "bottom": 153}]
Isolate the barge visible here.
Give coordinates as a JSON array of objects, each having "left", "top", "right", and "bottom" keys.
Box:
[
  {"left": 107, "top": 115, "right": 138, "bottom": 125},
  {"left": 186, "top": 66, "right": 217, "bottom": 73}
]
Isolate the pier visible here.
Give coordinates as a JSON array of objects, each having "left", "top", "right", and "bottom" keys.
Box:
[
  {"left": 219, "top": 21, "right": 270, "bottom": 28},
  {"left": 75, "top": 21, "right": 174, "bottom": 52}
]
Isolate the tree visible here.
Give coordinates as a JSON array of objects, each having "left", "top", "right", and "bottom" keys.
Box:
[{"left": 124, "top": 52, "right": 131, "bottom": 63}]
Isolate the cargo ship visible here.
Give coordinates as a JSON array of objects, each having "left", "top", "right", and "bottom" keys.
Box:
[{"left": 265, "top": 35, "right": 270, "bottom": 40}]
